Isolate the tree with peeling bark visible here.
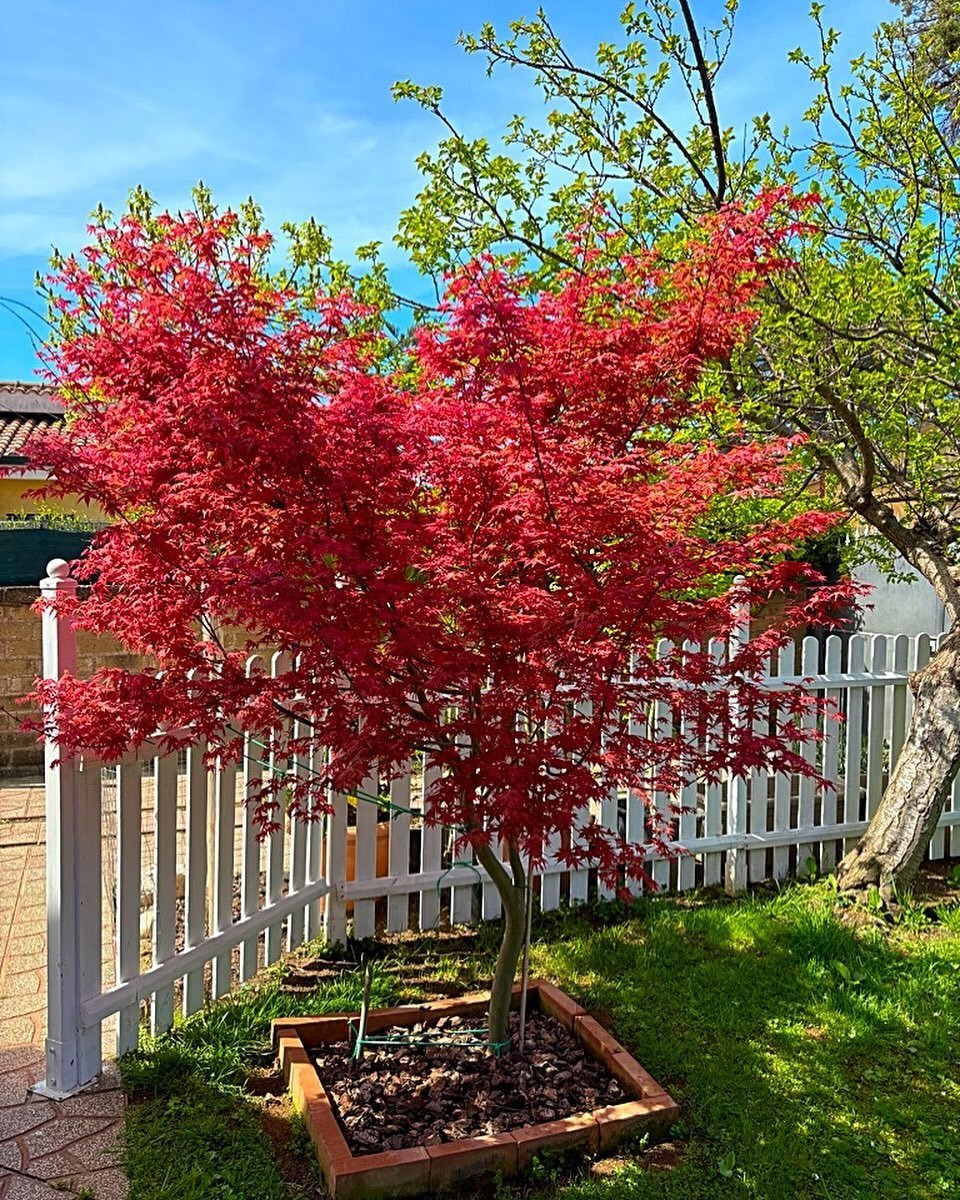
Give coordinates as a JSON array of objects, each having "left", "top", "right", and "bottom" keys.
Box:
[
  {"left": 391, "top": 0, "right": 960, "bottom": 895},
  {"left": 25, "top": 194, "right": 846, "bottom": 1046}
]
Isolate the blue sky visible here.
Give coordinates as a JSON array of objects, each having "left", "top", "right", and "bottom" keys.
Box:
[{"left": 0, "top": 0, "right": 886, "bottom": 381}]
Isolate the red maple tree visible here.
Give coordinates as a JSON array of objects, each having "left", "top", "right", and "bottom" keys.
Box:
[{"left": 26, "top": 195, "right": 850, "bottom": 1042}]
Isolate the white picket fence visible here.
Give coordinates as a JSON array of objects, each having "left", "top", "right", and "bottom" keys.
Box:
[{"left": 37, "top": 563, "right": 960, "bottom": 1096}]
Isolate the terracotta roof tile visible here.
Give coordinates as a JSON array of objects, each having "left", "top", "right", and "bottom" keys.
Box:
[{"left": 0, "top": 413, "right": 60, "bottom": 460}]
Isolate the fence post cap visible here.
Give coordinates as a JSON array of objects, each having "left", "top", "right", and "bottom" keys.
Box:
[{"left": 44, "top": 559, "right": 72, "bottom": 581}]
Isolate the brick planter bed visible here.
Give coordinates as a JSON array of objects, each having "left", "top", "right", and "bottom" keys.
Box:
[{"left": 273, "top": 980, "right": 678, "bottom": 1199}]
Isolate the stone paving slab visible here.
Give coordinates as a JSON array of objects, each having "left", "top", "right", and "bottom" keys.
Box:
[{"left": 0, "top": 783, "right": 127, "bottom": 1200}]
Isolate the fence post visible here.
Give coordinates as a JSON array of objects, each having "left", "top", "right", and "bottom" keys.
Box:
[{"left": 34, "top": 559, "right": 104, "bottom": 1097}]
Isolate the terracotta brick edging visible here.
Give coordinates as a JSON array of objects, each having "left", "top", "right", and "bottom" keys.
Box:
[{"left": 274, "top": 980, "right": 679, "bottom": 1198}]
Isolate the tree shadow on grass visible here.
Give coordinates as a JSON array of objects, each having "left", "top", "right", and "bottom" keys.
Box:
[{"left": 529, "top": 889, "right": 960, "bottom": 1200}]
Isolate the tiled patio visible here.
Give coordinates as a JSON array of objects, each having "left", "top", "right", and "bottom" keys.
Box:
[{"left": 0, "top": 780, "right": 127, "bottom": 1200}]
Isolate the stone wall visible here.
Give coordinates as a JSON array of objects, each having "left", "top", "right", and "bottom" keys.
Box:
[{"left": 0, "top": 586, "right": 141, "bottom": 778}]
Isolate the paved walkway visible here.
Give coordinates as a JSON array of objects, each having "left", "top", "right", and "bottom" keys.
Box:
[{"left": 0, "top": 780, "right": 127, "bottom": 1200}]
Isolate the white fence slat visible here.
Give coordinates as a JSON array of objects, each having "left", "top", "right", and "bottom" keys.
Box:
[
  {"left": 772, "top": 642, "right": 794, "bottom": 880},
  {"left": 819, "top": 635, "right": 842, "bottom": 871},
  {"left": 908, "top": 634, "right": 931, "bottom": 731},
  {"left": 725, "top": 623, "right": 749, "bottom": 896},
  {"left": 212, "top": 759, "right": 237, "bottom": 998},
  {"left": 702, "top": 638, "right": 725, "bottom": 888},
  {"left": 286, "top": 724, "right": 311, "bottom": 951},
  {"left": 947, "top": 771, "right": 960, "bottom": 861},
  {"left": 624, "top": 792, "right": 647, "bottom": 897},
  {"left": 183, "top": 744, "right": 208, "bottom": 1015},
  {"left": 419, "top": 758, "right": 443, "bottom": 930},
  {"left": 387, "top": 772, "right": 412, "bottom": 933},
  {"left": 115, "top": 764, "right": 141, "bottom": 1056},
  {"left": 539, "top": 832, "right": 561, "bottom": 912},
  {"left": 652, "top": 639, "right": 673, "bottom": 890},
  {"left": 843, "top": 636, "right": 867, "bottom": 854},
  {"left": 748, "top": 673, "right": 769, "bottom": 885},
  {"left": 323, "top": 786, "right": 348, "bottom": 948},
  {"left": 450, "top": 834, "right": 475, "bottom": 925},
  {"left": 449, "top": 733, "right": 475, "bottom": 925},
  {"left": 352, "top": 772, "right": 379, "bottom": 939},
  {"left": 264, "top": 807, "right": 285, "bottom": 966},
  {"left": 598, "top": 773, "right": 619, "bottom": 901},
  {"left": 889, "top": 635, "right": 910, "bottom": 774},
  {"left": 677, "top": 640, "right": 698, "bottom": 891},
  {"left": 264, "top": 652, "right": 291, "bottom": 965},
  {"left": 866, "top": 637, "right": 888, "bottom": 822},
  {"left": 797, "top": 636, "right": 819, "bottom": 868},
  {"left": 286, "top": 734, "right": 309, "bottom": 952},
  {"left": 625, "top": 654, "right": 645, "bottom": 895},
  {"left": 568, "top": 800, "right": 590, "bottom": 904},
  {"left": 305, "top": 741, "right": 324, "bottom": 942},
  {"left": 240, "top": 730, "right": 263, "bottom": 982},
  {"left": 39, "top": 564, "right": 89, "bottom": 1095},
  {"left": 151, "top": 752, "right": 178, "bottom": 1035}
]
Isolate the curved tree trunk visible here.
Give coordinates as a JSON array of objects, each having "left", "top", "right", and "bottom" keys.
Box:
[
  {"left": 474, "top": 841, "right": 526, "bottom": 1049},
  {"left": 837, "top": 626, "right": 960, "bottom": 895}
]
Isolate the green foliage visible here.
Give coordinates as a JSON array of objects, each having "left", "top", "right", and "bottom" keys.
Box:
[
  {"left": 0, "top": 505, "right": 104, "bottom": 533},
  {"left": 896, "top": 0, "right": 960, "bottom": 122},
  {"left": 395, "top": 1, "right": 745, "bottom": 282},
  {"left": 394, "top": 2, "right": 960, "bottom": 607}
]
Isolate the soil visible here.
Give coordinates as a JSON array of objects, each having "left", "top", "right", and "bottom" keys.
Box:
[
  {"left": 308, "top": 1010, "right": 627, "bottom": 1154},
  {"left": 253, "top": 1089, "right": 323, "bottom": 1197}
]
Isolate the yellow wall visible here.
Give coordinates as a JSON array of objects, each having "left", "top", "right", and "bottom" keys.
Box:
[{"left": 0, "top": 477, "right": 104, "bottom": 520}]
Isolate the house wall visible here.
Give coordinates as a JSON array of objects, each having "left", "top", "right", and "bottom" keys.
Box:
[
  {"left": 853, "top": 556, "right": 948, "bottom": 637},
  {"left": 0, "top": 477, "right": 97, "bottom": 519}
]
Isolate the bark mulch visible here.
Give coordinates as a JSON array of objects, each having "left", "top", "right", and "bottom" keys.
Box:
[{"left": 309, "top": 1010, "right": 626, "bottom": 1154}]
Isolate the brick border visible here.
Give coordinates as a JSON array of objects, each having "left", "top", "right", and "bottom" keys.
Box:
[{"left": 274, "top": 981, "right": 678, "bottom": 1198}]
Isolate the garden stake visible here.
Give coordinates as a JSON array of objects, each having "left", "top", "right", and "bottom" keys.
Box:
[{"left": 353, "top": 960, "right": 373, "bottom": 1060}]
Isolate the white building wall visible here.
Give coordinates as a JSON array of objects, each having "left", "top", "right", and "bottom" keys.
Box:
[{"left": 854, "top": 556, "right": 948, "bottom": 636}]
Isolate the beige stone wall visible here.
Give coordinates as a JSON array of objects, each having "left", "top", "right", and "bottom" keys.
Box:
[{"left": 0, "top": 587, "right": 142, "bottom": 777}]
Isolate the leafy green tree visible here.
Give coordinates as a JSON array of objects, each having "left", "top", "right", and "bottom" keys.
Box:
[
  {"left": 393, "top": 0, "right": 960, "bottom": 894},
  {"left": 897, "top": 0, "right": 960, "bottom": 124}
]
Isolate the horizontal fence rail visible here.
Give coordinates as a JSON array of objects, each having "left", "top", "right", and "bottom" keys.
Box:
[{"left": 36, "top": 565, "right": 958, "bottom": 1095}]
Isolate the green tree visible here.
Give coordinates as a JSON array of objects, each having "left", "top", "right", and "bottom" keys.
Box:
[
  {"left": 897, "top": 0, "right": 960, "bottom": 124},
  {"left": 393, "top": 0, "right": 960, "bottom": 894}
]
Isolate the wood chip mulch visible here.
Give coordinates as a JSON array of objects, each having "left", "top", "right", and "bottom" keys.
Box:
[{"left": 309, "top": 1010, "right": 626, "bottom": 1154}]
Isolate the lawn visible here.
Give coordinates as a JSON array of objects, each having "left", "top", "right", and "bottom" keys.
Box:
[{"left": 119, "top": 876, "right": 960, "bottom": 1200}]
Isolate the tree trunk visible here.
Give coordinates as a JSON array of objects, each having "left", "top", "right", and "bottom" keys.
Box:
[
  {"left": 837, "top": 626, "right": 960, "bottom": 895},
  {"left": 474, "top": 841, "right": 526, "bottom": 1049}
]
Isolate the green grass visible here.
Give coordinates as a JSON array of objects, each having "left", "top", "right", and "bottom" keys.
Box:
[
  {"left": 519, "top": 885, "right": 960, "bottom": 1200},
  {"left": 119, "top": 962, "right": 394, "bottom": 1199},
  {"left": 119, "top": 883, "right": 960, "bottom": 1200}
]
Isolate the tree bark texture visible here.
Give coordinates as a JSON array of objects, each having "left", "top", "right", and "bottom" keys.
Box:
[
  {"left": 474, "top": 841, "right": 526, "bottom": 1049},
  {"left": 837, "top": 626, "right": 960, "bottom": 894}
]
